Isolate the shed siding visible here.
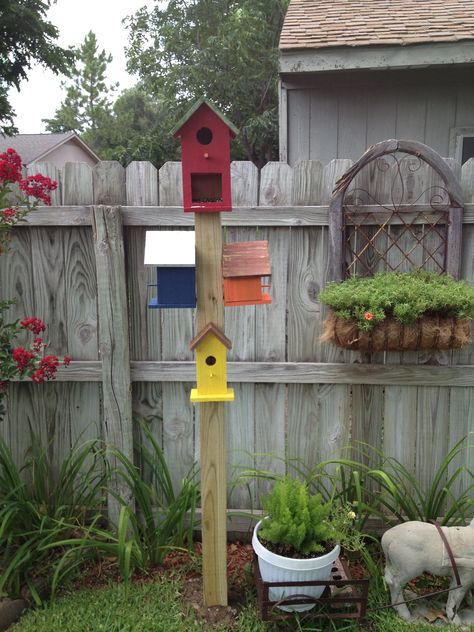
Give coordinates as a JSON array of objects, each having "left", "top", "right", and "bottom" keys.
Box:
[{"left": 285, "top": 70, "right": 465, "bottom": 165}]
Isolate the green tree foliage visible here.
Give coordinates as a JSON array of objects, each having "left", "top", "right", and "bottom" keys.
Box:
[
  {"left": 0, "top": 0, "right": 73, "bottom": 135},
  {"left": 125, "top": 0, "right": 289, "bottom": 167},
  {"left": 44, "top": 31, "right": 117, "bottom": 154},
  {"left": 100, "top": 86, "right": 179, "bottom": 166}
]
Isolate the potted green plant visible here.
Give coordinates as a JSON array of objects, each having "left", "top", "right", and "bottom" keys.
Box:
[
  {"left": 252, "top": 476, "right": 362, "bottom": 612},
  {"left": 319, "top": 271, "right": 474, "bottom": 352}
]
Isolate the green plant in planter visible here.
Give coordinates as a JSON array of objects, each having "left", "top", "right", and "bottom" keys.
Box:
[
  {"left": 319, "top": 271, "right": 474, "bottom": 332},
  {"left": 258, "top": 476, "right": 363, "bottom": 555}
]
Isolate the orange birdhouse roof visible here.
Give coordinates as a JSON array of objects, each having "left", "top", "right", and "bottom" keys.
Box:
[
  {"left": 189, "top": 322, "right": 232, "bottom": 351},
  {"left": 222, "top": 241, "right": 271, "bottom": 279}
]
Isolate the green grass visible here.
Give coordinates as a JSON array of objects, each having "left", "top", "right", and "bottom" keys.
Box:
[
  {"left": 11, "top": 574, "right": 271, "bottom": 632},
  {"left": 11, "top": 570, "right": 469, "bottom": 632}
]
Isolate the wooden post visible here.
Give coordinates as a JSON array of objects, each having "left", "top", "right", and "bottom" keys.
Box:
[{"left": 195, "top": 213, "right": 228, "bottom": 606}]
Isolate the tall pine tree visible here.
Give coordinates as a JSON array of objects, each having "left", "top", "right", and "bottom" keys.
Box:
[{"left": 44, "top": 31, "right": 117, "bottom": 154}]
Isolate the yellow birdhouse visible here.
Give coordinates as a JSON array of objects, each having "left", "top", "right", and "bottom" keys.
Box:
[{"left": 189, "top": 323, "right": 234, "bottom": 403}]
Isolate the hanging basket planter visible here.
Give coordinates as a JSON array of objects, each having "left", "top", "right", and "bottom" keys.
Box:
[
  {"left": 322, "top": 311, "right": 471, "bottom": 352},
  {"left": 319, "top": 271, "right": 474, "bottom": 352}
]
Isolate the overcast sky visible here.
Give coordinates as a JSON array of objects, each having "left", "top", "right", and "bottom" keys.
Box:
[{"left": 8, "top": 0, "right": 156, "bottom": 133}]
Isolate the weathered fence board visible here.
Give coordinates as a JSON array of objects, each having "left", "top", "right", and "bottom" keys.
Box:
[
  {"left": 2, "top": 158, "right": 474, "bottom": 514},
  {"left": 92, "top": 205, "right": 133, "bottom": 524}
]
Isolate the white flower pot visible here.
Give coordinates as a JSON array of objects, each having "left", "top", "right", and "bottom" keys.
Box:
[{"left": 252, "top": 520, "right": 340, "bottom": 612}]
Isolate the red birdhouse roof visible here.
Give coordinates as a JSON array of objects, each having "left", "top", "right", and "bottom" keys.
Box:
[
  {"left": 189, "top": 322, "right": 232, "bottom": 351},
  {"left": 222, "top": 241, "right": 271, "bottom": 278},
  {"left": 171, "top": 97, "right": 239, "bottom": 138}
]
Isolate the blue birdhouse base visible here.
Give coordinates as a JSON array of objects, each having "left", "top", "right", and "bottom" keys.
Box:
[{"left": 148, "top": 267, "right": 196, "bottom": 309}]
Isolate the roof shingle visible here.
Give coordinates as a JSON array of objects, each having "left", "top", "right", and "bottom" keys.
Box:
[{"left": 280, "top": 0, "right": 474, "bottom": 50}]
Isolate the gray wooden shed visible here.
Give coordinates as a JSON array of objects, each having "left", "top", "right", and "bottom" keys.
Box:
[{"left": 279, "top": 0, "right": 474, "bottom": 165}]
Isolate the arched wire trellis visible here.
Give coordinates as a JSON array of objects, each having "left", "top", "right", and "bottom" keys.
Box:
[{"left": 328, "top": 139, "right": 464, "bottom": 282}]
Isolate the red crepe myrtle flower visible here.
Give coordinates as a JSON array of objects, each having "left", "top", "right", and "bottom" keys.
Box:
[
  {"left": 32, "top": 337, "right": 43, "bottom": 352},
  {"left": 0, "top": 148, "right": 22, "bottom": 183},
  {"left": 63, "top": 355, "right": 72, "bottom": 367},
  {"left": 19, "top": 174, "right": 57, "bottom": 205},
  {"left": 31, "top": 369, "right": 45, "bottom": 383},
  {"left": 39, "top": 354, "right": 60, "bottom": 379},
  {"left": 1, "top": 208, "right": 16, "bottom": 223},
  {"left": 364, "top": 311, "right": 373, "bottom": 321},
  {"left": 12, "top": 347, "right": 35, "bottom": 372},
  {"left": 20, "top": 316, "right": 46, "bottom": 335}
]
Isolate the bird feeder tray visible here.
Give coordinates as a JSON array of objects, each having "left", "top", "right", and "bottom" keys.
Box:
[{"left": 223, "top": 241, "right": 272, "bottom": 306}]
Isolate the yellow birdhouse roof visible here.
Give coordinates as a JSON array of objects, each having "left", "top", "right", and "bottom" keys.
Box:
[{"left": 189, "top": 323, "right": 232, "bottom": 351}]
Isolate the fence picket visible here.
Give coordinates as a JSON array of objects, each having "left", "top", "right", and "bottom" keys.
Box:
[
  {"left": 63, "top": 162, "right": 100, "bottom": 448},
  {"left": 158, "top": 162, "right": 194, "bottom": 493},
  {"left": 159, "top": 162, "right": 182, "bottom": 206},
  {"left": 93, "top": 161, "right": 126, "bottom": 205},
  {"left": 28, "top": 162, "right": 62, "bottom": 206},
  {"left": 92, "top": 205, "right": 133, "bottom": 524},
  {"left": 63, "top": 162, "right": 93, "bottom": 205}
]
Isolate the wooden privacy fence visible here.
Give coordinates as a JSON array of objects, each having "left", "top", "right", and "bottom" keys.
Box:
[{"left": 2, "top": 157, "right": 474, "bottom": 511}]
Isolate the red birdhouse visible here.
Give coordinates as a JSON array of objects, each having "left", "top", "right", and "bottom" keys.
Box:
[
  {"left": 223, "top": 241, "right": 272, "bottom": 307},
  {"left": 172, "top": 97, "right": 238, "bottom": 213}
]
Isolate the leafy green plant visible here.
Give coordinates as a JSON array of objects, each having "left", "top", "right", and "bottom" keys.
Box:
[
  {"left": 106, "top": 422, "right": 199, "bottom": 569},
  {"left": 258, "top": 476, "right": 363, "bottom": 555},
  {"left": 320, "top": 437, "right": 474, "bottom": 526},
  {"left": 318, "top": 271, "right": 474, "bottom": 331},
  {"left": 0, "top": 437, "right": 106, "bottom": 601},
  {"left": 233, "top": 436, "right": 474, "bottom": 532},
  {"left": 53, "top": 420, "right": 200, "bottom": 586}
]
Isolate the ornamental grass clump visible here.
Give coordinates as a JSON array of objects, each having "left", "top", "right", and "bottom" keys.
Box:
[
  {"left": 319, "top": 271, "right": 474, "bottom": 351},
  {"left": 258, "top": 476, "right": 361, "bottom": 557}
]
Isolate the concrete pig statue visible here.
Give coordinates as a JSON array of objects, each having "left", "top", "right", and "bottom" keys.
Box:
[{"left": 382, "top": 519, "right": 474, "bottom": 625}]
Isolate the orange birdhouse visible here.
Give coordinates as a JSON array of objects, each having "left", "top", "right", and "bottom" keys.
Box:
[
  {"left": 223, "top": 241, "right": 272, "bottom": 307},
  {"left": 189, "top": 323, "right": 234, "bottom": 403},
  {"left": 172, "top": 97, "right": 238, "bottom": 213}
]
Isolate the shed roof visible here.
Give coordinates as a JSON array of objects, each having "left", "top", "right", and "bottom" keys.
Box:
[
  {"left": 222, "top": 241, "right": 271, "bottom": 278},
  {"left": 189, "top": 323, "right": 232, "bottom": 351},
  {"left": 280, "top": 0, "right": 474, "bottom": 51},
  {"left": 0, "top": 132, "right": 100, "bottom": 165}
]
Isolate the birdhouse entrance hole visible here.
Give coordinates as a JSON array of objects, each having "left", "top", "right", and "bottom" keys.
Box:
[
  {"left": 191, "top": 173, "right": 223, "bottom": 203},
  {"left": 205, "top": 355, "right": 216, "bottom": 366},
  {"left": 197, "top": 127, "right": 213, "bottom": 145}
]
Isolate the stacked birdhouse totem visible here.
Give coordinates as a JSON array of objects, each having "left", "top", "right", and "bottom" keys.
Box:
[
  {"left": 144, "top": 97, "right": 271, "bottom": 607},
  {"left": 145, "top": 97, "right": 272, "bottom": 402}
]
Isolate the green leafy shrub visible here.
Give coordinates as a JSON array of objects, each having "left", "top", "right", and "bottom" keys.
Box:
[
  {"left": 0, "top": 437, "right": 106, "bottom": 602},
  {"left": 258, "top": 476, "right": 362, "bottom": 555},
  {"left": 54, "top": 420, "right": 199, "bottom": 586},
  {"left": 105, "top": 420, "right": 199, "bottom": 570},
  {"left": 318, "top": 271, "right": 474, "bottom": 331}
]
